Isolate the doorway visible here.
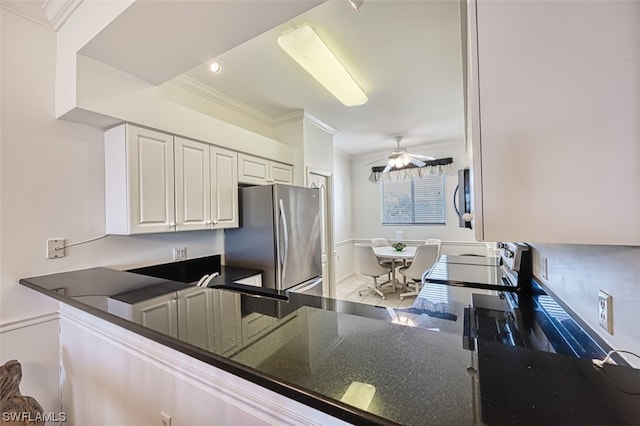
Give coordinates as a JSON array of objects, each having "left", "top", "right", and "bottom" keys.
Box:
[{"left": 306, "top": 168, "right": 334, "bottom": 298}]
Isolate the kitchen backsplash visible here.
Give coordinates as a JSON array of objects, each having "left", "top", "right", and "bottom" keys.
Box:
[{"left": 529, "top": 243, "right": 640, "bottom": 367}]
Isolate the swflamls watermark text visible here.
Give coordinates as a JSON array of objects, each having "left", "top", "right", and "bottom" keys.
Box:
[{"left": 2, "top": 411, "right": 67, "bottom": 423}]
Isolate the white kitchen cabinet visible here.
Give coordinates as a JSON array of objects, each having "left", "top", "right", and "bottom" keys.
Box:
[
  {"left": 238, "top": 153, "right": 293, "bottom": 185},
  {"left": 177, "top": 286, "right": 215, "bottom": 349},
  {"left": 241, "top": 313, "right": 276, "bottom": 346},
  {"left": 105, "top": 124, "right": 176, "bottom": 234},
  {"left": 212, "top": 291, "right": 242, "bottom": 356},
  {"left": 210, "top": 146, "right": 239, "bottom": 229},
  {"left": 106, "top": 125, "right": 238, "bottom": 234},
  {"left": 174, "top": 138, "right": 239, "bottom": 231},
  {"left": 174, "top": 137, "right": 211, "bottom": 231},
  {"left": 469, "top": 0, "right": 640, "bottom": 245},
  {"left": 108, "top": 292, "right": 178, "bottom": 338}
]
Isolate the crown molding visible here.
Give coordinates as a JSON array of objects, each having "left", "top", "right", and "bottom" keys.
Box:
[
  {"left": 1, "top": 0, "right": 82, "bottom": 31},
  {"left": 303, "top": 113, "right": 339, "bottom": 136},
  {"left": 43, "top": 0, "right": 83, "bottom": 30},
  {"left": 169, "top": 75, "right": 308, "bottom": 129}
]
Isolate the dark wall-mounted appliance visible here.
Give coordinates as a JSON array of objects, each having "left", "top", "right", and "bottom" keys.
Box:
[{"left": 454, "top": 168, "right": 473, "bottom": 229}]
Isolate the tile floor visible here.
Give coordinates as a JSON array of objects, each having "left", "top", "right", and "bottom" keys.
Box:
[{"left": 334, "top": 274, "right": 417, "bottom": 309}]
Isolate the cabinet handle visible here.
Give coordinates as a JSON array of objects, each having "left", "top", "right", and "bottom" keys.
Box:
[{"left": 170, "top": 222, "right": 176, "bottom": 228}]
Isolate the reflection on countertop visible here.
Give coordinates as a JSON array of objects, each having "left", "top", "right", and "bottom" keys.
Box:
[{"left": 19, "top": 260, "right": 640, "bottom": 426}]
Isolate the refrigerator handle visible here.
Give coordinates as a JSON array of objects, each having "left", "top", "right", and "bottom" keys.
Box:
[{"left": 278, "top": 198, "right": 289, "bottom": 279}]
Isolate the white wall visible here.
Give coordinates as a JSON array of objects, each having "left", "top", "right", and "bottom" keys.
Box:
[
  {"left": 530, "top": 244, "right": 640, "bottom": 367},
  {"left": 0, "top": 8, "right": 221, "bottom": 412},
  {"left": 351, "top": 140, "right": 476, "bottom": 242}
]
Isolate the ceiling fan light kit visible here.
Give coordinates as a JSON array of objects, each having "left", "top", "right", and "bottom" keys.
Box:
[
  {"left": 369, "top": 136, "right": 436, "bottom": 173},
  {"left": 277, "top": 25, "right": 368, "bottom": 107}
]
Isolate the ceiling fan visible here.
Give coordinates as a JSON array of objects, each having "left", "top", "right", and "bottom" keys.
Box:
[{"left": 366, "top": 136, "right": 435, "bottom": 173}]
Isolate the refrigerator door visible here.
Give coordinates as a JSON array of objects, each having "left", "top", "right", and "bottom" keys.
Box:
[
  {"left": 274, "top": 185, "right": 322, "bottom": 290},
  {"left": 224, "top": 185, "right": 278, "bottom": 288}
]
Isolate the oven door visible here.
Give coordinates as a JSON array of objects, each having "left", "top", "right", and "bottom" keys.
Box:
[{"left": 287, "top": 277, "right": 323, "bottom": 297}]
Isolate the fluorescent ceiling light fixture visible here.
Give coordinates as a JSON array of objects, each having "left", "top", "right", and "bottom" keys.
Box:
[
  {"left": 348, "top": 0, "right": 365, "bottom": 11},
  {"left": 341, "top": 381, "right": 376, "bottom": 410},
  {"left": 277, "top": 25, "right": 368, "bottom": 107}
]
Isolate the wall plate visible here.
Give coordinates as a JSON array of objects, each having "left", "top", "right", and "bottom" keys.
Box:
[
  {"left": 598, "top": 290, "right": 613, "bottom": 334},
  {"left": 47, "top": 238, "right": 65, "bottom": 259}
]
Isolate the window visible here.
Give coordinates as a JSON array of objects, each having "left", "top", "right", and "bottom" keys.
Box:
[{"left": 381, "top": 175, "right": 445, "bottom": 225}]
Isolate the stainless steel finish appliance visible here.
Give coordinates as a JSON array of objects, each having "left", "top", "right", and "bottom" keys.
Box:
[
  {"left": 225, "top": 184, "right": 322, "bottom": 292},
  {"left": 454, "top": 168, "right": 472, "bottom": 229},
  {"left": 287, "top": 276, "right": 323, "bottom": 296}
]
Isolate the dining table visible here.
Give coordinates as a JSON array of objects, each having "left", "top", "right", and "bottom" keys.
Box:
[{"left": 372, "top": 245, "right": 417, "bottom": 292}]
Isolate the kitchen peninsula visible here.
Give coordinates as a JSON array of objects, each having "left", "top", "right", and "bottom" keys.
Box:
[{"left": 20, "top": 260, "right": 640, "bottom": 425}]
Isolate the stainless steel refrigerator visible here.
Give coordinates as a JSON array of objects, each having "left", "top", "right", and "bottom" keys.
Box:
[{"left": 224, "top": 184, "right": 322, "bottom": 295}]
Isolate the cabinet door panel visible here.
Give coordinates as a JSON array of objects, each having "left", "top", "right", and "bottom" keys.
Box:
[
  {"left": 213, "top": 291, "right": 242, "bottom": 356},
  {"left": 177, "top": 287, "right": 214, "bottom": 349},
  {"left": 270, "top": 163, "right": 293, "bottom": 184},
  {"left": 210, "top": 147, "right": 238, "bottom": 228},
  {"left": 472, "top": 0, "right": 640, "bottom": 244},
  {"left": 127, "top": 126, "right": 175, "bottom": 234},
  {"left": 132, "top": 295, "right": 178, "bottom": 338},
  {"left": 175, "top": 137, "right": 210, "bottom": 231},
  {"left": 238, "top": 154, "right": 269, "bottom": 185}
]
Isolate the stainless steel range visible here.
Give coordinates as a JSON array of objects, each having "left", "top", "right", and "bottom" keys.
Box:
[{"left": 420, "top": 242, "right": 614, "bottom": 361}]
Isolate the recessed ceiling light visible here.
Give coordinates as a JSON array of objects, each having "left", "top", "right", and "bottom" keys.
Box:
[{"left": 209, "top": 62, "right": 222, "bottom": 75}]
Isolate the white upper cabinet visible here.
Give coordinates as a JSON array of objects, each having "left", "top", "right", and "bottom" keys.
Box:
[
  {"left": 469, "top": 0, "right": 640, "bottom": 245},
  {"left": 106, "top": 124, "right": 239, "bottom": 234},
  {"left": 210, "top": 146, "right": 239, "bottom": 229},
  {"left": 105, "top": 124, "right": 176, "bottom": 234},
  {"left": 238, "top": 153, "right": 293, "bottom": 185},
  {"left": 175, "top": 137, "right": 211, "bottom": 231},
  {"left": 174, "top": 138, "right": 239, "bottom": 231}
]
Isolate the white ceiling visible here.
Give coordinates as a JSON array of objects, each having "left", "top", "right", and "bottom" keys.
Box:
[{"left": 80, "top": 0, "right": 466, "bottom": 157}]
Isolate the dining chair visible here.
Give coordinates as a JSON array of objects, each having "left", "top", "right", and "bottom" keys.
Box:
[
  {"left": 398, "top": 244, "right": 439, "bottom": 300},
  {"left": 371, "top": 238, "right": 393, "bottom": 279},
  {"left": 424, "top": 238, "right": 442, "bottom": 259},
  {"left": 355, "top": 244, "right": 392, "bottom": 300}
]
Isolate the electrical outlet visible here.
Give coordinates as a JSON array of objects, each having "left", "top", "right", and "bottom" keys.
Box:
[
  {"left": 46, "top": 238, "right": 65, "bottom": 259},
  {"left": 173, "top": 247, "right": 187, "bottom": 261},
  {"left": 598, "top": 290, "right": 613, "bottom": 334},
  {"left": 160, "top": 412, "right": 172, "bottom": 426},
  {"left": 540, "top": 257, "right": 548, "bottom": 280}
]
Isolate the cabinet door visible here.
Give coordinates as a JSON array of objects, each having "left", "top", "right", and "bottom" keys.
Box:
[
  {"left": 238, "top": 153, "right": 269, "bottom": 185},
  {"left": 270, "top": 162, "right": 293, "bottom": 185},
  {"left": 212, "top": 291, "right": 242, "bottom": 356},
  {"left": 241, "top": 313, "right": 276, "bottom": 346},
  {"left": 471, "top": 0, "right": 640, "bottom": 244},
  {"left": 174, "top": 137, "right": 211, "bottom": 231},
  {"left": 132, "top": 293, "right": 178, "bottom": 338},
  {"left": 210, "top": 147, "right": 238, "bottom": 229},
  {"left": 177, "top": 287, "right": 214, "bottom": 350},
  {"left": 126, "top": 125, "right": 176, "bottom": 234}
]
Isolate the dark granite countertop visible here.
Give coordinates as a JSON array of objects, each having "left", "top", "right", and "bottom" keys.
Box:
[{"left": 20, "top": 262, "right": 640, "bottom": 425}]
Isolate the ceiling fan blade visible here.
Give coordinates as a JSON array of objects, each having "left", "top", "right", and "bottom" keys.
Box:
[
  {"left": 382, "top": 163, "right": 393, "bottom": 173},
  {"left": 408, "top": 158, "right": 426, "bottom": 167},
  {"left": 364, "top": 157, "right": 387, "bottom": 166},
  {"left": 410, "top": 153, "right": 435, "bottom": 161}
]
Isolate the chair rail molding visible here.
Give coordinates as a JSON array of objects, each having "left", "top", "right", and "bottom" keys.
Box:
[{"left": 0, "top": 312, "right": 60, "bottom": 334}]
